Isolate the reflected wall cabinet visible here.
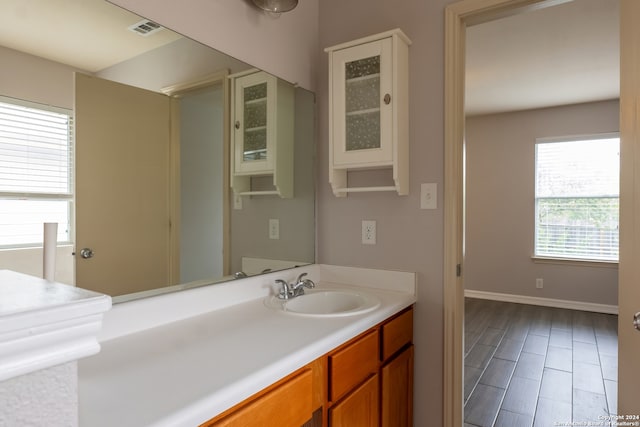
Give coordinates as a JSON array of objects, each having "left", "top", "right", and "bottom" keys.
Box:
[
  {"left": 229, "top": 69, "right": 294, "bottom": 198},
  {"left": 325, "top": 29, "right": 411, "bottom": 197}
]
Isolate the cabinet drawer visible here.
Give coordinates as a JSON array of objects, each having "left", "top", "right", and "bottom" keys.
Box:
[
  {"left": 204, "top": 369, "right": 313, "bottom": 427},
  {"left": 329, "top": 329, "right": 379, "bottom": 401},
  {"left": 381, "top": 308, "right": 413, "bottom": 361}
]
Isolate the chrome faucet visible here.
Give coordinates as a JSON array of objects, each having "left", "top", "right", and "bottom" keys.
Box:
[
  {"left": 291, "top": 273, "right": 315, "bottom": 296},
  {"left": 276, "top": 273, "right": 315, "bottom": 300}
]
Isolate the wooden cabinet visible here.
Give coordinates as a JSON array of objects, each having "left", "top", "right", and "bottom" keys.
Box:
[
  {"left": 325, "top": 29, "right": 411, "bottom": 196},
  {"left": 201, "top": 306, "right": 414, "bottom": 427},
  {"left": 202, "top": 363, "right": 317, "bottom": 427},
  {"left": 329, "top": 374, "right": 379, "bottom": 427},
  {"left": 329, "top": 329, "right": 379, "bottom": 401},
  {"left": 381, "top": 346, "right": 414, "bottom": 427},
  {"left": 326, "top": 306, "right": 414, "bottom": 427},
  {"left": 229, "top": 69, "right": 294, "bottom": 198},
  {"left": 380, "top": 308, "right": 414, "bottom": 427}
]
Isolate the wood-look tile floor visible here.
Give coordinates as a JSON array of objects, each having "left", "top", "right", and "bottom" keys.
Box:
[{"left": 464, "top": 298, "right": 618, "bottom": 427}]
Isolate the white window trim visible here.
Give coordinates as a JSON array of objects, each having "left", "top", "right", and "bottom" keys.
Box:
[
  {"left": 0, "top": 96, "right": 75, "bottom": 249},
  {"left": 533, "top": 132, "right": 620, "bottom": 263}
]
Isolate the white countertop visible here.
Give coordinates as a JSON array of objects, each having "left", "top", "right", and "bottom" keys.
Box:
[
  {"left": 78, "top": 265, "right": 415, "bottom": 427},
  {"left": 0, "top": 270, "right": 111, "bottom": 382}
]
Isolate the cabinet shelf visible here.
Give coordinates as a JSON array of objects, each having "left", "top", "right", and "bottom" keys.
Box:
[
  {"left": 346, "top": 107, "right": 380, "bottom": 117},
  {"left": 245, "top": 97, "right": 267, "bottom": 105},
  {"left": 333, "top": 186, "right": 398, "bottom": 194},
  {"left": 244, "top": 125, "right": 267, "bottom": 133},
  {"left": 346, "top": 73, "right": 381, "bottom": 84}
]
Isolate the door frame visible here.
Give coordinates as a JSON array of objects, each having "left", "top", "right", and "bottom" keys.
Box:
[
  {"left": 443, "top": 0, "right": 635, "bottom": 424},
  {"left": 162, "top": 69, "right": 232, "bottom": 281}
]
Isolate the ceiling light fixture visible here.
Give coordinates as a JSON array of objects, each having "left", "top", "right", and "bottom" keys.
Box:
[{"left": 252, "top": 0, "right": 298, "bottom": 14}]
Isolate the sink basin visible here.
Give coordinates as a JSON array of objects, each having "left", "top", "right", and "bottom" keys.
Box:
[{"left": 264, "top": 289, "right": 381, "bottom": 317}]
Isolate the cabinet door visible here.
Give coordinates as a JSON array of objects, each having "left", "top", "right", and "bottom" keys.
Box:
[
  {"left": 329, "top": 374, "right": 379, "bottom": 427},
  {"left": 233, "top": 72, "right": 274, "bottom": 174},
  {"left": 331, "top": 38, "right": 393, "bottom": 168},
  {"left": 381, "top": 345, "right": 414, "bottom": 427}
]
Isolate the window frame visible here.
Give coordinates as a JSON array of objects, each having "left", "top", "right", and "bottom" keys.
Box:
[
  {"left": 533, "top": 132, "right": 620, "bottom": 264},
  {"left": 0, "top": 95, "right": 74, "bottom": 249}
]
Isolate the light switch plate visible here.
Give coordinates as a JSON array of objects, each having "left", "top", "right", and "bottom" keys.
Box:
[
  {"left": 269, "top": 219, "right": 280, "bottom": 240},
  {"left": 420, "top": 183, "right": 437, "bottom": 210}
]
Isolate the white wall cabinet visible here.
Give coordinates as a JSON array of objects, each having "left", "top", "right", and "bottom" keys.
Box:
[
  {"left": 325, "top": 29, "right": 411, "bottom": 197},
  {"left": 230, "top": 69, "right": 294, "bottom": 198}
]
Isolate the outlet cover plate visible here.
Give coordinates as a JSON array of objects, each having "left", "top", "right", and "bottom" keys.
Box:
[{"left": 362, "top": 220, "right": 376, "bottom": 245}]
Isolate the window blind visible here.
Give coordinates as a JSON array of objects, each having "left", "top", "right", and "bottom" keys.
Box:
[
  {"left": 0, "top": 97, "right": 73, "bottom": 247},
  {"left": 535, "top": 136, "right": 619, "bottom": 261}
]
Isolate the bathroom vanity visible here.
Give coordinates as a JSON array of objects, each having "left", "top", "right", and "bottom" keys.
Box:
[{"left": 78, "top": 264, "right": 416, "bottom": 426}]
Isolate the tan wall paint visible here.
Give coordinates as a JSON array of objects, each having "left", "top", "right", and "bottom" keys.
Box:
[
  {"left": 465, "top": 100, "right": 619, "bottom": 305},
  {"left": 109, "top": 0, "right": 319, "bottom": 91},
  {"left": 231, "top": 88, "right": 316, "bottom": 273},
  {"left": 0, "top": 45, "right": 81, "bottom": 109},
  {"left": 317, "top": 1, "right": 457, "bottom": 426}
]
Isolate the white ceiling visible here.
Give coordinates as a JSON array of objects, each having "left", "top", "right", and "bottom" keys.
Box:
[
  {"left": 1, "top": 0, "right": 619, "bottom": 113},
  {"left": 465, "top": 0, "right": 619, "bottom": 116},
  {"left": 0, "top": 0, "right": 182, "bottom": 72}
]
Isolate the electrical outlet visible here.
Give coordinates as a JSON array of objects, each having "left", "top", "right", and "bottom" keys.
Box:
[
  {"left": 362, "top": 220, "right": 376, "bottom": 245},
  {"left": 536, "top": 278, "right": 543, "bottom": 289},
  {"left": 269, "top": 219, "right": 279, "bottom": 240},
  {"left": 420, "top": 183, "right": 437, "bottom": 209}
]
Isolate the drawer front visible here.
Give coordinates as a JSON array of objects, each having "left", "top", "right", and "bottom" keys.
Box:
[
  {"left": 206, "top": 369, "right": 313, "bottom": 427},
  {"left": 381, "top": 308, "right": 413, "bottom": 361},
  {"left": 329, "top": 329, "right": 379, "bottom": 401}
]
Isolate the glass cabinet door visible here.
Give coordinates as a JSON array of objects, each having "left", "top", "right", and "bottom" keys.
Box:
[
  {"left": 331, "top": 37, "right": 393, "bottom": 167},
  {"left": 345, "top": 55, "right": 381, "bottom": 152},
  {"left": 242, "top": 81, "right": 268, "bottom": 162},
  {"left": 233, "top": 72, "right": 275, "bottom": 174}
]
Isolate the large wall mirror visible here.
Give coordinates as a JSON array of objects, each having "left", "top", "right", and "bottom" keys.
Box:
[{"left": 0, "top": 0, "right": 315, "bottom": 302}]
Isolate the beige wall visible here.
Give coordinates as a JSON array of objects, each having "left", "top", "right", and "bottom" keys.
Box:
[
  {"left": 102, "top": 1, "right": 631, "bottom": 425},
  {"left": 0, "top": 47, "right": 80, "bottom": 284},
  {"left": 0, "top": 45, "right": 81, "bottom": 109},
  {"left": 231, "top": 88, "right": 316, "bottom": 273},
  {"left": 316, "top": 1, "right": 452, "bottom": 426},
  {"left": 110, "top": 1, "right": 452, "bottom": 423},
  {"left": 465, "top": 100, "right": 619, "bottom": 306},
  {"left": 108, "top": 0, "right": 319, "bottom": 91}
]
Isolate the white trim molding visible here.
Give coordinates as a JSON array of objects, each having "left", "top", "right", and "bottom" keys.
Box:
[
  {"left": 0, "top": 270, "right": 111, "bottom": 381},
  {"left": 464, "top": 289, "right": 618, "bottom": 314}
]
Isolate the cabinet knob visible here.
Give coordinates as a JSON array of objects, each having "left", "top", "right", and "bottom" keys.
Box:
[
  {"left": 235, "top": 121, "right": 240, "bottom": 130},
  {"left": 384, "top": 94, "right": 391, "bottom": 105}
]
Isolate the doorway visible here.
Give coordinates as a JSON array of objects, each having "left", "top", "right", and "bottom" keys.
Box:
[{"left": 444, "top": 0, "right": 640, "bottom": 425}]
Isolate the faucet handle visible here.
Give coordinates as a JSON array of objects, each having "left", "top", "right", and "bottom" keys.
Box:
[{"left": 276, "top": 279, "right": 290, "bottom": 300}]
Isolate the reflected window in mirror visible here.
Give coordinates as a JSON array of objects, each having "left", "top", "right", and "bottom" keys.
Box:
[
  {"left": 0, "top": 96, "right": 73, "bottom": 248},
  {"left": 0, "top": 0, "right": 315, "bottom": 302}
]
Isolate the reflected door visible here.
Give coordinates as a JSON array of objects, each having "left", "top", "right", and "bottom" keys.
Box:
[{"left": 75, "top": 73, "right": 172, "bottom": 296}]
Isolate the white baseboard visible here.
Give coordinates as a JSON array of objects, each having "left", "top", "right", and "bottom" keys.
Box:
[{"left": 464, "top": 289, "right": 618, "bottom": 315}]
